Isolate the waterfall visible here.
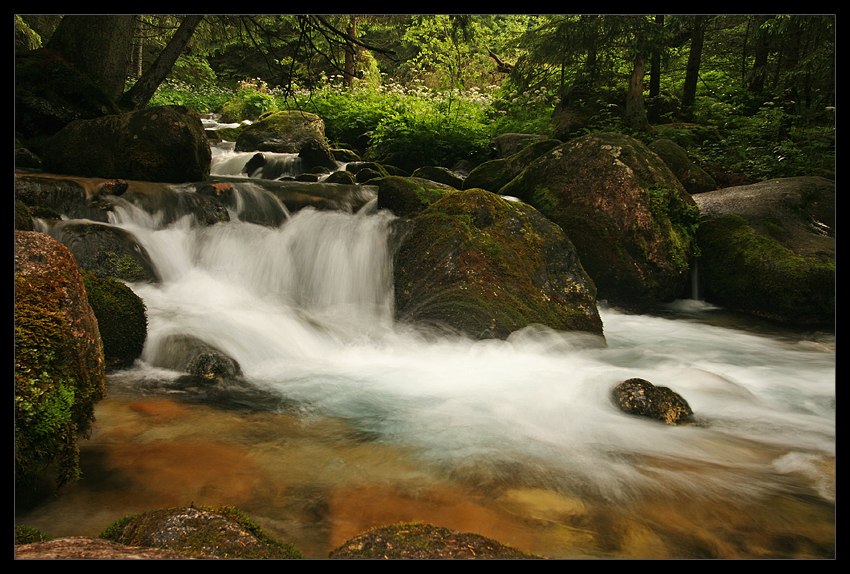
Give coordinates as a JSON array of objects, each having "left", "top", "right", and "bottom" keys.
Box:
[{"left": 101, "top": 182, "right": 835, "bottom": 506}]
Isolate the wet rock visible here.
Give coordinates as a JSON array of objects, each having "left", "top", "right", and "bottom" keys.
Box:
[
  {"left": 15, "top": 537, "right": 193, "bottom": 559},
  {"left": 329, "top": 522, "right": 541, "bottom": 559},
  {"left": 694, "top": 176, "right": 835, "bottom": 325},
  {"left": 15, "top": 230, "right": 106, "bottom": 486},
  {"left": 612, "top": 378, "right": 694, "bottom": 425},
  {"left": 392, "top": 188, "right": 604, "bottom": 340},
  {"left": 100, "top": 506, "right": 304, "bottom": 559}
]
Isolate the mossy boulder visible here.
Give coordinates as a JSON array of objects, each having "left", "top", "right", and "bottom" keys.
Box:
[
  {"left": 15, "top": 230, "right": 106, "bottom": 487},
  {"left": 80, "top": 270, "right": 147, "bottom": 371},
  {"left": 500, "top": 132, "right": 700, "bottom": 312},
  {"left": 41, "top": 105, "right": 211, "bottom": 183},
  {"left": 100, "top": 506, "right": 304, "bottom": 559},
  {"left": 411, "top": 165, "right": 465, "bottom": 189},
  {"left": 329, "top": 522, "right": 541, "bottom": 559},
  {"left": 648, "top": 138, "right": 716, "bottom": 194},
  {"left": 697, "top": 215, "right": 834, "bottom": 325},
  {"left": 693, "top": 176, "right": 834, "bottom": 325},
  {"left": 463, "top": 138, "right": 562, "bottom": 193},
  {"left": 43, "top": 220, "right": 159, "bottom": 283},
  {"left": 374, "top": 175, "right": 453, "bottom": 217},
  {"left": 235, "top": 110, "right": 327, "bottom": 154},
  {"left": 392, "top": 188, "right": 603, "bottom": 340}
]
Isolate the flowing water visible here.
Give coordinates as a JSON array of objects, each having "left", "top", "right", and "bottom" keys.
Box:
[{"left": 16, "top": 149, "right": 835, "bottom": 559}]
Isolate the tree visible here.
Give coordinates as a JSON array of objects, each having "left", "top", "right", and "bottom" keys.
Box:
[
  {"left": 680, "top": 16, "right": 710, "bottom": 120},
  {"left": 118, "top": 15, "right": 204, "bottom": 110},
  {"left": 45, "top": 15, "right": 203, "bottom": 111},
  {"left": 46, "top": 15, "right": 138, "bottom": 102}
]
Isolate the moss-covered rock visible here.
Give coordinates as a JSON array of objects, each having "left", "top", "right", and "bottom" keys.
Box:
[
  {"left": 697, "top": 215, "right": 834, "bottom": 324},
  {"left": 15, "top": 231, "right": 106, "bottom": 487},
  {"left": 693, "top": 176, "right": 834, "bottom": 325},
  {"left": 44, "top": 220, "right": 159, "bottom": 283},
  {"left": 374, "top": 175, "right": 453, "bottom": 217},
  {"left": 648, "top": 138, "right": 716, "bottom": 194},
  {"left": 500, "top": 132, "right": 700, "bottom": 312},
  {"left": 392, "top": 188, "right": 603, "bottom": 340},
  {"left": 329, "top": 522, "right": 542, "bottom": 559},
  {"left": 235, "top": 110, "right": 327, "bottom": 155},
  {"left": 41, "top": 105, "right": 211, "bottom": 183},
  {"left": 80, "top": 270, "right": 147, "bottom": 371},
  {"left": 463, "top": 137, "right": 562, "bottom": 193},
  {"left": 100, "top": 506, "right": 304, "bottom": 559}
]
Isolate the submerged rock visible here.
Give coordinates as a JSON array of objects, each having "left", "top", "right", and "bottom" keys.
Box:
[
  {"left": 392, "top": 188, "right": 604, "bottom": 340},
  {"left": 611, "top": 378, "right": 694, "bottom": 425}
]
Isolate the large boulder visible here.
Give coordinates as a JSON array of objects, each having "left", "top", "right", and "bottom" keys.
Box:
[
  {"left": 463, "top": 138, "right": 562, "bottom": 193},
  {"left": 40, "top": 105, "right": 211, "bottom": 183},
  {"left": 15, "top": 230, "right": 106, "bottom": 487},
  {"left": 99, "top": 506, "right": 304, "bottom": 559},
  {"left": 500, "top": 132, "right": 700, "bottom": 312},
  {"left": 648, "top": 138, "right": 717, "bottom": 194},
  {"left": 392, "top": 188, "right": 604, "bottom": 340},
  {"left": 235, "top": 111, "right": 335, "bottom": 168},
  {"left": 693, "top": 176, "right": 835, "bottom": 324}
]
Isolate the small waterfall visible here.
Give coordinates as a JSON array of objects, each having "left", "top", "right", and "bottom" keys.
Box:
[
  {"left": 690, "top": 258, "right": 700, "bottom": 300},
  {"left": 211, "top": 149, "right": 304, "bottom": 180}
]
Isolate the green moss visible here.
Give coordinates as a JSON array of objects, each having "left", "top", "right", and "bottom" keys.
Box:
[
  {"left": 15, "top": 273, "right": 105, "bottom": 487},
  {"left": 698, "top": 214, "right": 834, "bottom": 323},
  {"left": 100, "top": 505, "right": 304, "bottom": 559},
  {"left": 15, "top": 526, "right": 52, "bottom": 545},
  {"left": 81, "top": 270, "right": 147, "bottom": 370}
]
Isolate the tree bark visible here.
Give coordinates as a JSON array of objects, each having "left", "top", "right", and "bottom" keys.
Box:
[
  {"left": 344, "top": 16, "right": 357, "bottom": 89},
  {"left": 46, "top": 15, "right": 137, "bottom": 102},
  {"left": 681, "top": 16, "right": 707, "bottom": 120},
  {"left": 625, "top": 54, "right": 650, "bottom": 132},
  {"left": 118, "top": 15, "right": 204, "bottom": 111}
]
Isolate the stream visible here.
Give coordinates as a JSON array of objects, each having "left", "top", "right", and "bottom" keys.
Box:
[{"left": 15, "top": 142, "right": 835, "bottom": 559}]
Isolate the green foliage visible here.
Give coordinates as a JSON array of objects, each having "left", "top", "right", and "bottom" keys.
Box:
[
  {"left": 486, "top": 84, "right": 558, "bottom": 135},
  {"left": 15, "top": 526, "right": 51, "bottom": 545},
  {"left": 148, "top": 79, "right": 234, "bottom": 114},
  {"left": 218, "top": 78, "right": 278, "bottom": 122}
]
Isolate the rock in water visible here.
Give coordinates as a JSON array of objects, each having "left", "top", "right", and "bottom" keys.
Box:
[
  {"left": 392, "top": 188, "right": 604, "bottom": 340},
  {"left": 612, "top": 378, "right": 694, "bottom": 425}
]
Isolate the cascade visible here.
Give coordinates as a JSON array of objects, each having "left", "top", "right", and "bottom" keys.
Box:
[{"left": 17, "top": 140, "right": 834, "bottom": 558}]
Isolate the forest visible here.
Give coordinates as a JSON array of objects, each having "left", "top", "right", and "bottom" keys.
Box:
[
  {"left": 16, "top": 14, "right": 836, "bottom": 183},
  {"left": 15, "top": 15, "right": 836, "bottom": 559}
]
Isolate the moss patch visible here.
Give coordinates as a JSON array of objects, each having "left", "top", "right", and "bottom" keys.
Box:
[{"left": 697, "top": 214, "right": 834, "bottom": 324}]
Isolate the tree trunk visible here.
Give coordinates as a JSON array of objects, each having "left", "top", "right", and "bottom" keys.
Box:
[
  {"left": 625, "top": 54, "right": 650, "bottom": 132},
  {"left": 118, "top": 15, "right": 204, "bottom": 111},
  {"left": 681, "top": 16, "right": 707, "bottom": 120},
  {"left": 748, "top": 16, "right": 771, "bottom": 94},
  {"left": 344, "top": 16, "right": 357, "bottom": 89},
  {"left": 46, "top": 15, "right": 138, "bottom": 102}
]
